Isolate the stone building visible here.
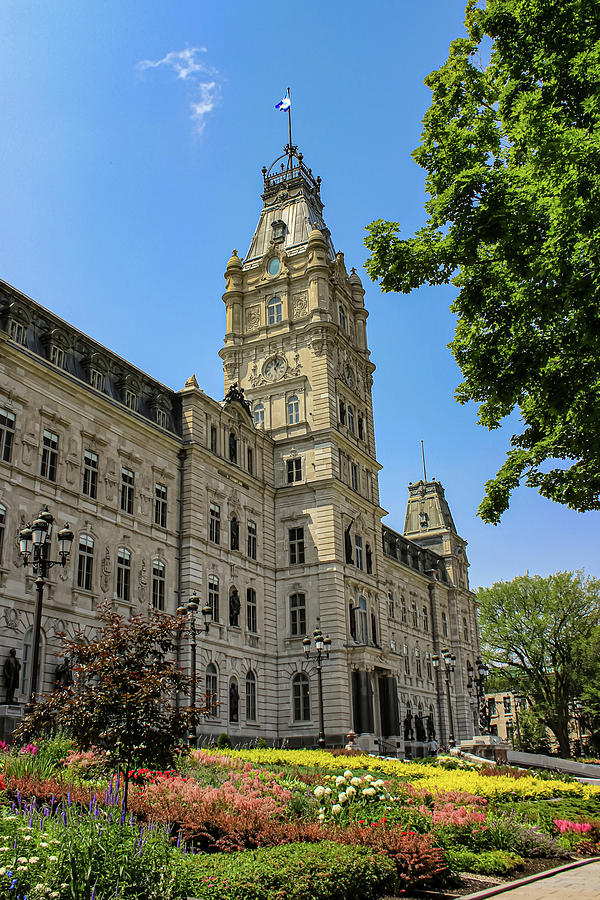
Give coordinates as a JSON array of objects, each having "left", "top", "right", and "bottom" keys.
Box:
[{"left": 0, "top": 146, "right": 481, "bottom": 753}]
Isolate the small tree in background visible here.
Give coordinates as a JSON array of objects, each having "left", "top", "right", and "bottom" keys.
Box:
[
  {"left": 515, "top": 707, "right": 553, "bottom": 756},
  {"left": 14, "top": 602, "right": 204, "bottom": 809}
]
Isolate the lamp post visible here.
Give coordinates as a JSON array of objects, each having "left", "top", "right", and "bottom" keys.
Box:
[
  {"left": 177, "top": 592, "right": 212, "bottom": 745},
  {"left": 302, "top": 622, "right": 332, "bottom": 748},
  {"left": 467, "top": 657, "right": 490, "bottom": 734},
  {"left": 19, "top": 506, "right": 74, "bottom": 702},
  {"left": 513, "top": 694, "right": 526, "bottom": 750},
  {"left": 432, "top": 649, "right": 456, "bottom": 747}
]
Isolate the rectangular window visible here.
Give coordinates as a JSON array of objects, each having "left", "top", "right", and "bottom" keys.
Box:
[
  {"left": 246, "top": 587, "right": 257, "bottom": 633},
  {"left": 351, "top": 462, "right": 359, "bottom": 492},
  {"left": 90, "top": 369, "right": 105, "bottom": 391},
  {"left": 208, "top": 576, "right": 219, "bottom": 621},
  {"left": 155, "top": 409, "right": 168, "bottom": 428},
  {"left": 289, "top": 526, "right": 305, "bottom": 565},
  {"left": 247, "top": 446, "right": 253, "bottom": 475},
  {"left": 404, "top": 646, "right": 410, "bottom": 675},
  {"left": 40, "top": 430, "right": 59, "bottom": 481},
  {"left": 503, "top": 696, "right": 512, "bottom": 714},
  {"left": 488, "top": 698, "right": 497, "bottom": 717},
  {"left": 247, "top": 520, "right": 257, "bottom": 560},
  {"left": 210, "top": 424, "right": 217, "bottom": 454},
  {"left": 152, "top": 561, "right": 165, "bottom": 610},
  {"left": 154, "top": 483, "right": 167, "bottom": 528},
  {"left": 116, "top": 549, "right": 131, "bottom": 602},
  {"left": 209, "top": 502, "right": 221, "bottom": 544},
  {"left": 287, "top": 457, "right": 302, "bottom": 483},
  {"left": 412, "top": 602, "right": 418, "bottom": 627},
  {"left": 357, "top": 597, "right": 368, "bottom": 644},
  {"left": 290, "top": 592, "right": 306, "bottom": 635},
  {"left": 348, "top": 405, "right": 355, "bottom": 434},
  {"left": 120, "top": 467, "right": 135, "bottom": 514},
  {"left": 0, "top": 504, "right": 5, "bottom": 565},
  {"left": 415, "top": 652, "right": 422, "bottom": 678},
  {"left": 77, "top": 536, "right": 94, "bottom": 592},
  {"left": 358, "top": 416, "right": 364, "bottom": 440},
  {"left": 0, "top": 408, "right": 15, "bottom": 463},
  {"left": 426, "top": 654, "right": 433, "bottom": 680},
  {"left": 82, "top": 451, "right": 98, "bottom": 499},
  {"left": 355, "top": 535, "right": 363, "bottom": 570},
  {"left": 50, "top": 345, "right": 65, "bottom": 369},
  {"left": 9, "top": 321, "right": 26, "bottom": 344},
  {"left": 124, "top": 390, "right": 137, "bottom": 411},
  {"left": 423, "top": 606, "right": 429, "bottom": 632}
]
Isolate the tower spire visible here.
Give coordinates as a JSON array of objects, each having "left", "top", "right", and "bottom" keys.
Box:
[{"left": 421, "top": 440, "right": 427, "bottom": 483}]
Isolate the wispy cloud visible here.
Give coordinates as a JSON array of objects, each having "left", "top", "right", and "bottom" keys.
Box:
[{"left": 137, "top": 48, "right": 220, "bottom": 135}]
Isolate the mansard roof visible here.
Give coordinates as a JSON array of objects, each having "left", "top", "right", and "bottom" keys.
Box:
[{"left": 244, "top": 145, "right": 336, "bottom": 267}]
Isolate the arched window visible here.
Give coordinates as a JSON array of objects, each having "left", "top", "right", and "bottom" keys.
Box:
[
  {"left": 267, "top": 297, "right": 283, "bottom": 325},
  {"left": 77, "top": 534, "right": 94, "bottom": 592},
  {"left": 116, "top": 548, "right": 131, "bottom": 602},
  {"left": 441, "top": 611, "right": 448, "bottom": 637},
  {"left": 0, "top": 502, "right": 6, "bottom": 565},
  {"left": 152, "top": 559, "right": 165, "bottom": 610},
  {"left": 253, "top": 403, "right": 265, "bottom": 427},
  {"left": 206, "top": 663, "right": 218, "bottom": 717},
  {"left": 287, "top": 395, "right": 299, "bottom": 425},
  {"left": 208, "top": 574, "right": 219, "bottom": 621},
  {"left": 21, "top": 626, "right": 46, "bottom": 696},
  {"left": 292, "top": 672, "right": 310, "bottom": 721},
  {"left": 357, "top": 596, "right": 368, "bottom": 644},
  {"left": 246, "top": 670, "right": 257, "bottom": 721},
  {"left": 229, "top": 676, "right": 239, "bottom": 723}
]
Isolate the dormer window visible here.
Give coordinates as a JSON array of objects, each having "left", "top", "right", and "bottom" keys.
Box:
[
  {"left": 124, "top": 390, "right": 138, "bottom": 411},
  {"left": 90, "top": 369, "right": 105, "bottom": 392},
  {"left": 50, "top": 345, "right": 66, "bottom": 369},
  {"left": 271, "top": 219, "right": 286, "bottom": 243},
  {"left": 267, "top": 297, "right": 283, "bottom": 325},
  {"left": 9, "top": 321, "right": 26, "bottom": 345},
  {"left": 155, "top": 409, "right": 168, "bottom": 428}
]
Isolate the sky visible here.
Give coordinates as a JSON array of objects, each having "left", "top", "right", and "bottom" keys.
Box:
[{"left": 2, "top": 0, "right": 598, "bottom": 591}]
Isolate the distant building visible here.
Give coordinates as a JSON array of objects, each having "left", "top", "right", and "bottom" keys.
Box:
[{"left": 0, "top": 145, "right": 482, "bottom": 753}]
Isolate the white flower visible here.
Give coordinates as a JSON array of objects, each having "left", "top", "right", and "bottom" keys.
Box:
[
  {"left": 34, "top": 886, "right": 46, "bottom": 893},
  {"left": 350, "top": 777, "right": 362, "bottom": 786},
  {"left": 0, "top": 868, "right": 6, "bottom": 876},
  {"left": 379, "top": 794, "right": 386, "bottom": 799},
  {"left": 50, "top": 894, "right": 60, "bottom": 899},
  {"left": 17, "top": 866, "right": 27, "bottom": 872},
  {"left": 49, "top": 856, "right": 59, "bottom": 862},
  {"left": 318, "top": 812, "right": 325, "bottom": 821},
  {"left": 372, "top": 779, "right": 384, "bottom": 788},
  {"left": 338, "top": 792, "right": 347, "bottom": 803},
  {"left": 60, "top": 885, "right": 68, "bottom": 890},
  {"left": 39, "top": 842, "right": 49, "bottom": 848},
  {"left": 324, "top": 787, "right": 332, "bottom": 796},
  {"left": 345, "top": 785, "right": 356, "bottom": 797},
  {"left": 332, "top": 804, "right": 342, "bottom": 814},
  {"left": 0, "top": 847, "right": 9, "bottom": 852},
  {"left": 23, "top": 835, "right": 32, "bottom": 842},
  {"left": 313, "top": 786, "right": 325, "bottom": 798},
  {"left": 18, "top": 857, "right": 28, "bottom": 864},
  {"left": 362, "top": 787, "right": 376, "bottom": 797},
  {"left": 29, "top": 857, "right": 40, "bottom": 864},
  {"left": 343, "top": 770, "right": 353, "bottom": 779},
  {"left": 363, "top": 774, "right": 374, "bottom": 783},
  {"left": 51, "top": 840, "right": 61, "bottom": 846},
  {"left": 335, "top": 775, "right": 346, "bottom": 786}
]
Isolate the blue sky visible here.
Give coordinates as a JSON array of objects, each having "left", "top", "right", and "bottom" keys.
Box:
[{"left": 2, "top": 0, "right": 598, "bottom": 590}]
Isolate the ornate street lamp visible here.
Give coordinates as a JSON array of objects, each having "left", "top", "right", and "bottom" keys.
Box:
[
  {"left": 303, "top": 621, "right": 332, "bottom": 748},
  {"left": 432, "top": 648, "right": 456, "bottom": 747},
  {"left": 467, "top": 656, "right": 490, "bottom": 734},
  {"left": 177, "top": 592, "right": 212, "bottom": 744},
  {"left": 19, "top": 506, "right": 73, "bottom": 702}
]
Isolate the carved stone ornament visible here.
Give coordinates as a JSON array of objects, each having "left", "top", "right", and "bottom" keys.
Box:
[
  {"left": 288, "top": 352, "right": 302, "bottom": 378},
  {"left": 138, "top": 559, "right": 147, "bottom": 603},
  {"left": 4, "top": 607, "right": 18, "bottom": 630},
  {"left": 100, "top": 548, "right": 112, "bottom": 593},
  {"left": 291, "top": 292, "right": 309, "bottom": 319},
  {"left": 246, "top": 306, "right": 261, "bottom": 330},
  {"left": 21, "top": 434, "right": 37, "bottom": 467},
  {"left": 249, "top": 364, "right": 266, "bottom": 388}
]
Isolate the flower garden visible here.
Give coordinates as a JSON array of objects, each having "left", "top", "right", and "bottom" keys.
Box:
[{"left": 2, "top": 739, "right": 600, "bottom": 900}]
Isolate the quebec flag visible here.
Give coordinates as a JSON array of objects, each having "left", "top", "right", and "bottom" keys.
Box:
[{"left": 276, "top": 96, "right": 291, "bottom": 112}]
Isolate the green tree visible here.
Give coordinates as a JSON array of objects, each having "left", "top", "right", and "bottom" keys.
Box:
[
  {"left": 365, "top": 0, "right": 600, "bottom": 523},
  {"left": 477, "top": 571, "right": 600, "bottom": 757},
  {"left": 515, "top": 707, "right": 552, "bottom": 755},
  {"left": 15, "top": 603, "right": 204, "bottom": 808}
]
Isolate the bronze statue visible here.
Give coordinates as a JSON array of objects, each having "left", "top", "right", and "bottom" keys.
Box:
[
  {"left": 230, "top": 517, "right": 239, "bottom": 551},
  {"left": 229, "top": 431, "right": 237, "bottom": 463},
  {"left": 344, "top": 522, "right": 353, "bottom": 564},
  {"left": 229, "top": 589, "right": 241, "bottom": 627},
  {"left": 229, "top": 681, "right": 239, "bottom": 722},
  {"left": 366, "top": 543, "right": 373, "bottom": 574},
  {"left": 426, "top": 713, "right": 436, "bottom": 741},
  {"left": 54, "top": 657, "right": 74, "bottom": 691},
  {"left": 3, "top": 648, "right": 21, "bottom": 703},
  {"left": 415, "top": 713, "right": 426, "bottom": 742},
  {"left": 403, "top": 711, "right": 414, "bottom": 742}
]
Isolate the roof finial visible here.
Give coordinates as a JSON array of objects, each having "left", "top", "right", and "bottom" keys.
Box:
[{"left": 421, "top": 439, "right": 428, "bottom": 483}]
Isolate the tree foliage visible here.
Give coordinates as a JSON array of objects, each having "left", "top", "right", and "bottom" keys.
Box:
[
  {"left": 477, "top": 571, "right": 600, "bottom": 757},
  {"left": 365, "top": 0, "right": 600, "bottom": 523},
  {"left": 14, "top": 604, "right": 203, "bottom": 778}
]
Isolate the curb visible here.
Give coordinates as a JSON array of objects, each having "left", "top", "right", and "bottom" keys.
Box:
[{"left": 458, "top": 855, "right": 600, "bottom": 899}]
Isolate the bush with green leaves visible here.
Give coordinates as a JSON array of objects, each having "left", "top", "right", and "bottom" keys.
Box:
[
  {"left": 183, "top": 842, "right": 397, "bottom": 900},
  {"left": 445, "top": 848, "right": 524, "bottom": 877}
]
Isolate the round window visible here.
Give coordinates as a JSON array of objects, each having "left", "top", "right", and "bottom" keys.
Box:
[{"left": 268, "top": 257, "right": 280, "bottom": 276}]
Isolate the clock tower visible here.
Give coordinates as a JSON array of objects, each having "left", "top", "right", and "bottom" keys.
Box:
[{"left": 219, "top": 146, "right": 387, "bottom": 744}]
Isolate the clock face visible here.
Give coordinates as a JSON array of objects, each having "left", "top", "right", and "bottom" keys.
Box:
[
  {"left": 344, "top": 365, "right": 356, "bottom": 389},
  {"left": 263, "top": 355, "right": 287, "bottom": 381}
]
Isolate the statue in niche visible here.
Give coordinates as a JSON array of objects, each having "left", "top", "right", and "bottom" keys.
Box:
[
  {"left": 344, "top": 522, "right": 353, "bottom": 564},
  {"left": 229, "top": 589, "right": 241, "bottom": 627},
  {"left": 403, "top": 711, "right": 414, "bottom": 742},
  {"left": 3, "top": 649, "right": 21, "bottom": 703},
  {"left": 229, "top": 681, "right": 239, "bottom": 722},
  {"left": 230, "top": 517, "right": 239, "bottom": 551},
  {"left": 54, "top": 657, "right": 74, "bottom": 691},
  {"left": 366, "top": 543, "right": 373, "bottom": 575},
  {"left": 415, "top": 714, "right": 426, "bottom": 742},
  {"left": 229, "top": 431, "right": 237, "bottom": 463},
  {"left": 426, "top": 714, "right": 436, "bottom": 741}
]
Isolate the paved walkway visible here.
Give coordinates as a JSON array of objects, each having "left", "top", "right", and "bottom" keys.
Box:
[{"left": 461, "top": 858, "right": 600, "bottom": 900}]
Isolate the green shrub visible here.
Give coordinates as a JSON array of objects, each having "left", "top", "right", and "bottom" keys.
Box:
[
  {"left": 184, "top": 842, "right": 397, "bottom": 900},
  {"left": 217, "top": 733, "right": 232, "bottom": 749},
  {"left": 445, "top": 848, "right": 524, "bottom": 876}
]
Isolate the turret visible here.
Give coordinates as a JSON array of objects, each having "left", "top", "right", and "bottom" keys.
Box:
[{"left": 403, "top": 479, "right": 469, "bottom": 589}]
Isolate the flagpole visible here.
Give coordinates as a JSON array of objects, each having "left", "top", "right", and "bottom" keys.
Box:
[{"left": 287, "top": 87, "right": 292, "bottom": 167}]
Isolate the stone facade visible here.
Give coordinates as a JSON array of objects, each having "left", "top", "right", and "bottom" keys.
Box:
[{"left": 0, "top": 146, "right": 481, "bottom": 753}]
